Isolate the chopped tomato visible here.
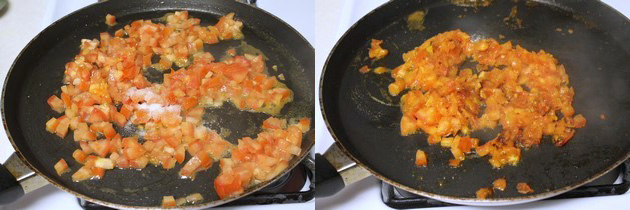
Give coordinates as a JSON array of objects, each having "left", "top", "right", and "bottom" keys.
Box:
[
  {"left": 517, "top": 182, "right": 534, "bottom": 194},
  {"left": 179, "top": 156, "right": 201, "bottom": 178},
  {"left": 415, "top": 150, "right": 427, "bottom": 167},
  {"left": 112, "top": 111, "right": 127, "bottom": 127},
  {"left": 72, "top": 166, "right": 93, "bottom": 182},
  {"left": 162, "top": 196, "right": 176, "bottom": 208},
  {"left": 119, "top": 104, "right": 133, "bottom": 119},
  {"left": 45, "top": 117, "right": 59, "bottom": 133},
  {"left": 89, "top": 140, "right": 111, "bottom": 157},
  {"left": 55, "top": 116, "right": 70, "bottom": 138},
  {"left": 476, "top": 187, "right": 492, "bottom": 199},
  {"left": 262, "top": 117, "right": 286, "bottom": 130},
  {"left": 105, "top": 14, "right": 117, "bottom": 26},
  {"left": 73, "top": 149, "right": 88, "bottom": 163},
  {"left": 175, "top": 146, "right": 185, "bottom": 163},
  {"left": 215, "top": 172, "right": 244, "bottom": 199},
  {"left": 493, "top": 178, "right": 507, "bottom": 191},
  {"left": 54, "top": 159, "right": 70, "bottom": 176},
  {"left": 48, "top": 95, "right": 65, "bottom": 113}
]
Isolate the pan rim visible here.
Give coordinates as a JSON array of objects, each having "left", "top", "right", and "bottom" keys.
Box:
[
  {"left": 318, "top": 0, "right": 630, "bottom": 205},
  {"left": 1, "top": 0, "right": 314, "bottom": 208}
]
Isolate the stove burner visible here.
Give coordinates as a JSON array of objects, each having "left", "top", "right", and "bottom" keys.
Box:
[
  {"left": 77, "top": 158, "right": 314, "bottom": 209},
  {"left": 381, "top": 160, "right": 630, "bottom": 209}
]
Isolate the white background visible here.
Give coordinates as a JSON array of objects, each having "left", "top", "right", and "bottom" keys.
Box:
[
  {"left": 0, "top": 0, "right": 313, "bottom": 209},
  {"left": 314, "top": 0, "right": 630, "bottom": 210}
]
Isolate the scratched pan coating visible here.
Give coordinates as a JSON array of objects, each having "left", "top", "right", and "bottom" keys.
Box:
[
  {"left": 2, "top": 0, "right": 314, "bottom": 208},
  {"left": 320, "top": 0, "right": 630, "bottom": 203}
]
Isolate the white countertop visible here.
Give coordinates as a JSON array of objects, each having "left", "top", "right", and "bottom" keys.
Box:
[
  {"left": 0, "top": 0, "right": 314, "bottom": 209},
  {"left": 314, "top": 0, "right": 630, "bottom": 209}
]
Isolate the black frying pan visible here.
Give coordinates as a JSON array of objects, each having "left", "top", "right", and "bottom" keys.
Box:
[
  {"left": 316, "top": 0, "right": 630, "bottom": 205},
  {"left": 0, "top": 0, "right": 314, "bottom": 208}
]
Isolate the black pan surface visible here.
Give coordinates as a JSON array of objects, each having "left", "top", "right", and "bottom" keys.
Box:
[
  {"left": 3, "top": 0, "right": 314, "bottom": 208},
  {"left": 321, "top": 0, "right": 630, "bottom": 202}
]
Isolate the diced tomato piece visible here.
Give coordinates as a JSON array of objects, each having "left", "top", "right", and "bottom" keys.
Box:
[
  {"left": 105, "top": 14, "right": 117, "bottom": 26},
  {"left": 46, "top": 117, "right": 59, "bottom": 133},
  {"left": 415, "top": 150, "right": 428, "bottom": 166},
  {"left": 162, "top": 196, "right": 176, "bottom": 208},
  {"left": 48, "top": 95, "right": 65, "bottom": 113},
  {"left": 297, "top": 118, "right": 311, "bottom": 133},
  {"left": 162, "top": 157, "right": 177, "bottom": 169},
  {"left": 194, "top": 126, "right": 208, "bottom": 140},
  {"left": 262, "top": 117, "right": 286, "bottom": 130},
  {"left": 112, "top": 111, "right": 127, "bottom": 127},
  {"left": 87, "top": 108, "right": 108, "bottom": 123},
  {"left": 164, "top": 136, "right": 181, "bottom": 148},
  {"left": 181, "top": 121, "right": 194, "bottom": 137},
  {"left": 175, "top": 146, "right": 186, "bottom": 164},
  {"left": 90, "top": 140, "right": 111, "bottom": 157},
  {"left": 92, "top": 167, "right": 105, "bottom": 179},
  {"left": 133, "top": 109, "right": 151, "bottom": 124},
  {"left": 74, "top": 123, "right": 97, "bottom": 141},
  {"left": 161, "top": 111, "right": 182, "bottom": 128},
  {"left": 179, "top": 156, "right": 201, "bottom": 178},
  {"left": 286, "top": 126, "right": 303, "bottom": 146},
  {"left": 223, "top": 63, "right": 248, "bottom": 83},
  {"left": 129, "top": 156, "right": 149, "bottom": 169},
  {"left": 73, "top": 149, "right": 88, "bottom": 163},
  {"left": 182, "top": 97, "right": 198, "bottom": 110},
  {"left": 55, "top": 116, "right": 70, "bottom": 138},
  {"left": 80, "top": 141, "right": 94, "bottom": 154},
  {"left": 60, "top": 93, "right": 73, "bottom": 108},
  {"left": 102, "top": 123, "right": 117, "bottom": 139},
  {"left": 215, "top": 172, "right": 244, "bottom": 199},
  {"left": 72, "top": 166, "right": 93, "bottom": 182},
  {"left": 457, "top": 137, "right": 473, "bottom": 153},
  {"left": 185, "top": 107, "right": 204, "bottom": 124},
  {"left": 68, "top": 117, "right": 80, "bottom": 130},
  {"left": 187, "top": 140, "right": 202, "bottom": 156},
  {"left": 124, "top": 145, "right": 146, "bottom": 160},
  {"left": 95, "top": 158, "right": 114, "bottom": 169},
  {"left": 119, "top": 104, "right": 133, "bottom": 119},
  {"left": 54, "top": 159, "right": 70, "bottom": 176},
  {"left": 198, "top": 153, "right": 213, "bottom": 169}
]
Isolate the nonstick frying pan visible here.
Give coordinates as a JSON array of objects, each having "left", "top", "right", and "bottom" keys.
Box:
[
  {"left": 316, "top": 0, "right": 630, "bottom": 205},
  {"left": 0, "top": 0, "right": 314, "bottom": 208}
]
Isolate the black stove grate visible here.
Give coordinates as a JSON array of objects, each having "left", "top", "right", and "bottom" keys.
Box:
[
  {"left": 381, "top": 160, "right": 630, "bottom": 209},
  {"left": 78, "top": 159, "right": 314, "bottom": 209}
]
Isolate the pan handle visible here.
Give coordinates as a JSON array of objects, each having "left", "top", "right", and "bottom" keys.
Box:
[
  {"left": 0, "top": 153, "right": 48, "bottom": 204},
  {"left": 314, "top": 143, "right": 371, "bottom": 197}
]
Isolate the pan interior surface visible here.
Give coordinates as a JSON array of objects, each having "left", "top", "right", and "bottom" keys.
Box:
[
  {"left": 321, "top": 0, "right": 630, "bottom": 201},
  {"left": 3, "top": 0, "right": 313, "bottom": 208}
]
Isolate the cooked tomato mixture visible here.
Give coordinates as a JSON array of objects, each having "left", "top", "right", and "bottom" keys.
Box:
[
  {"left": 215, "top": 117, "right": 310, "bottom": 199},
  {"left": 492, "top": 178, "right": 507, "bottom": 191},
  {"left": 516, "top": 182, "right": 534, "bottom": 194},
  {"left": 45, "top": 11, "right": 308, "bottom": 202},
  {"left": 391, "top": 30, "right": 585, "bottom": 168},
  {"left": 369, "top": 39, "right": 389, "bottom": 60},
  {"left": 475, "top": 187, "right": 492, "bottom": 199}
]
